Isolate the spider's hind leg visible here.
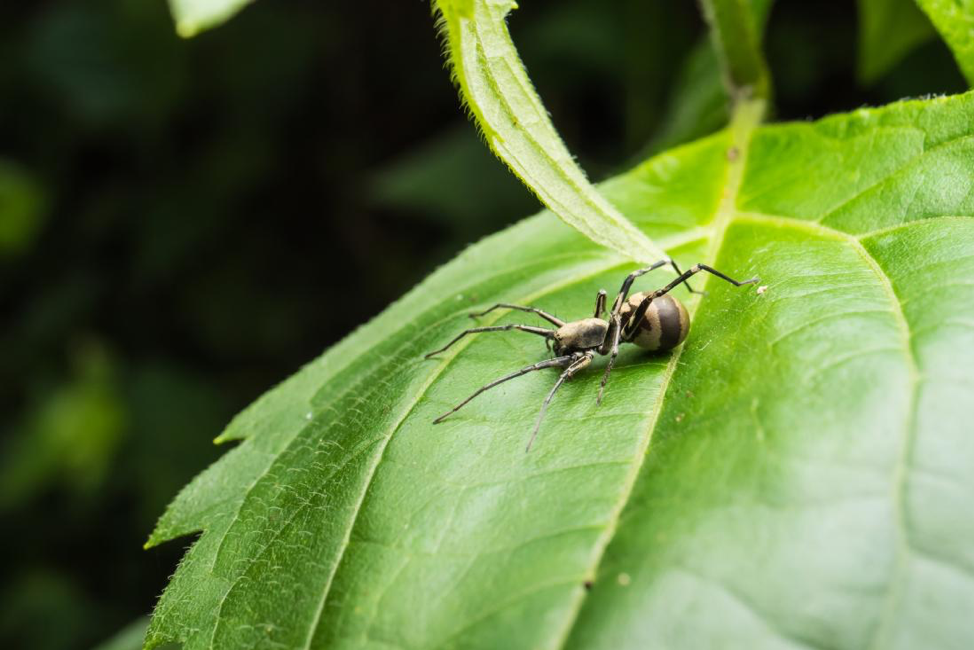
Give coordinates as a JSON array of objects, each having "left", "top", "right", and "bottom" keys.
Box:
[
  {"left": 610, "top": 259, "right": 706, "bottom": 315},
  {"left": 651, "top": 263, "right": 759, "bottom": 300},
  {"left": 433, "top": 355, "right": 573, "bottom": 424},
  {"left": 666, "top": 259, "right": 706, "bottom": 295},
  {"left": 526, "top": 352, "right": 594, "bottom": 452},
  {"left": 424, "top": 324, "right": 554, "bottom": 359},
  {"left": 596, "top": 322, "right": 622, "bottom": 406},
  {"left": 469, "top": 303, "right": 565, "bottom": 327}
]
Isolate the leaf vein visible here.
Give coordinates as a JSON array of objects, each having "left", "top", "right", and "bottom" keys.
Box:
[{"left": 551, "top": 98, "right": 767, "bottom": 649}]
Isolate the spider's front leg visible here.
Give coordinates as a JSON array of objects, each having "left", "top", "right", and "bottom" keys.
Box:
[
  {"left": 424, "top": 324, "right": 554, "bottom": 359},
  {"left": 609, "top": 259, "right": 703, "bottom": 317},
  {"left": 526, "top": 351, "right": 594, "bottom": 452},
  {"left": 469, "top": 303, "right": 565, "bottom": 327},
  {"left": 433, "top": 355, "right": 574, "bottom": 424},
  {"left": 650, "top": 264, "right": 759, "bottom": 300},
  {"left": 596, "top": 315, "right": 623, "bottom": 405}
]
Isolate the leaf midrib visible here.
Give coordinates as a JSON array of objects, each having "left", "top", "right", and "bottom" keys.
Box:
[{"left": 550, "top": 98, "right": 766, "bottom": 649}]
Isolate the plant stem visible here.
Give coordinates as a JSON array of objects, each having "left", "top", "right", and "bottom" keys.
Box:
[{"left": 698, "top": 0, "right": 772, "bottom": 105}]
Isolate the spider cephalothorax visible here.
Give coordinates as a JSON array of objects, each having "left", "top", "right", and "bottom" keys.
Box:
[{"left": 425, "top": 259, "right": 758, "bottom": 450}]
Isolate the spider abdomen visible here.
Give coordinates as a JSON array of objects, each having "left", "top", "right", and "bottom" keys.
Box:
[{"left": 622, "top": 292, "right": 690, "bottom": 351}]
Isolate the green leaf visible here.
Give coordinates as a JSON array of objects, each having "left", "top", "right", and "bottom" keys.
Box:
[
  {"left": 146, "top": 91, "right": 974, "bottom": 648},
  {"left": 432, "top": 0, "right": 665, "bottom": 264},
  {"left": 167, "top": 0, "right": 255, "bottom": 38},
  {"left": 0, "top": 160, "right": 47, "bottom": 259},
  {"left": 699, "top": 0, "right": 772, "bottom": 101},
  {"left": 915, "top": 0, "right": 974, "bottom": 85},
  {"left": 856, "top": 0, "right": 935, "bottom": 84}
]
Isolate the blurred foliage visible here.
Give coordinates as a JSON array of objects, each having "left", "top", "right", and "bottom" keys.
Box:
[
  {"left": 856, "top": 0, "right": 935, "bottom": 84},
  {"left": 915, "top": 0, "right": 974, "bottom": 85},
  {"left": 0, "top": 0, "right": 966, "bottom": 649},
  {"left": 0, "top": 341, "right": 125, "bottom": 509},
  {"left": 0, "top": 160, "right": 48, "bottom": 258}
]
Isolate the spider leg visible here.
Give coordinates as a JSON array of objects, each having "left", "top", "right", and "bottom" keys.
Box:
[
  {"left": 667, "top": 259, "right": 706, "bottom": 295},
  {"left": 593, "top": 290, "right": 607, "bottom": 318},
  {"left": 433, "top": 355, "right": 573, "bottom": 424},
  {"left": 596, "top": 319, "right": 622, "bottom": 405},
  {"left": 622, "top": 293, "right": 654, "bottom": 341},
  {"left": 609, "top": 259, "right": 705, "bottom": 317},
  {"left": 621, "top": 264, "right": 757, "bottom": 341},
  {"left": 610, "top": 259, "right": 669, "bottom": 315},
  {"left": 469, "top": 303, "right": 565, "bottom": 327},
  {"left": 526, "top": 352, "right": 593, "bottom": 452},
  {"left": 424, "top": 324, "right": 554, "bottom": 359},
  {"left": 651, "top": 263, "right": 759, "bottom": 300}
]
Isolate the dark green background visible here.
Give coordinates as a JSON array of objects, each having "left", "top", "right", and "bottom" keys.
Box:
[{"left": 0, "top": 1, "right": 964, "bottom": 648}]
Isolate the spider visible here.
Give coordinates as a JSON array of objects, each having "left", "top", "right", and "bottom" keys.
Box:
[{"left": 425, "top": 260, "right": 759, "bottom": 450}]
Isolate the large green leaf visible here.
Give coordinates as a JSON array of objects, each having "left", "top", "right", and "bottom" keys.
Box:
[{"left": 146, "top": 92, "right": 974, "bottom": 649}]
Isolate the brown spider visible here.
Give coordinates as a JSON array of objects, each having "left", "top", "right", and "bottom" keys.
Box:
[{"left": 425, "top": 260, "right": 758, "bottom": 450}]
